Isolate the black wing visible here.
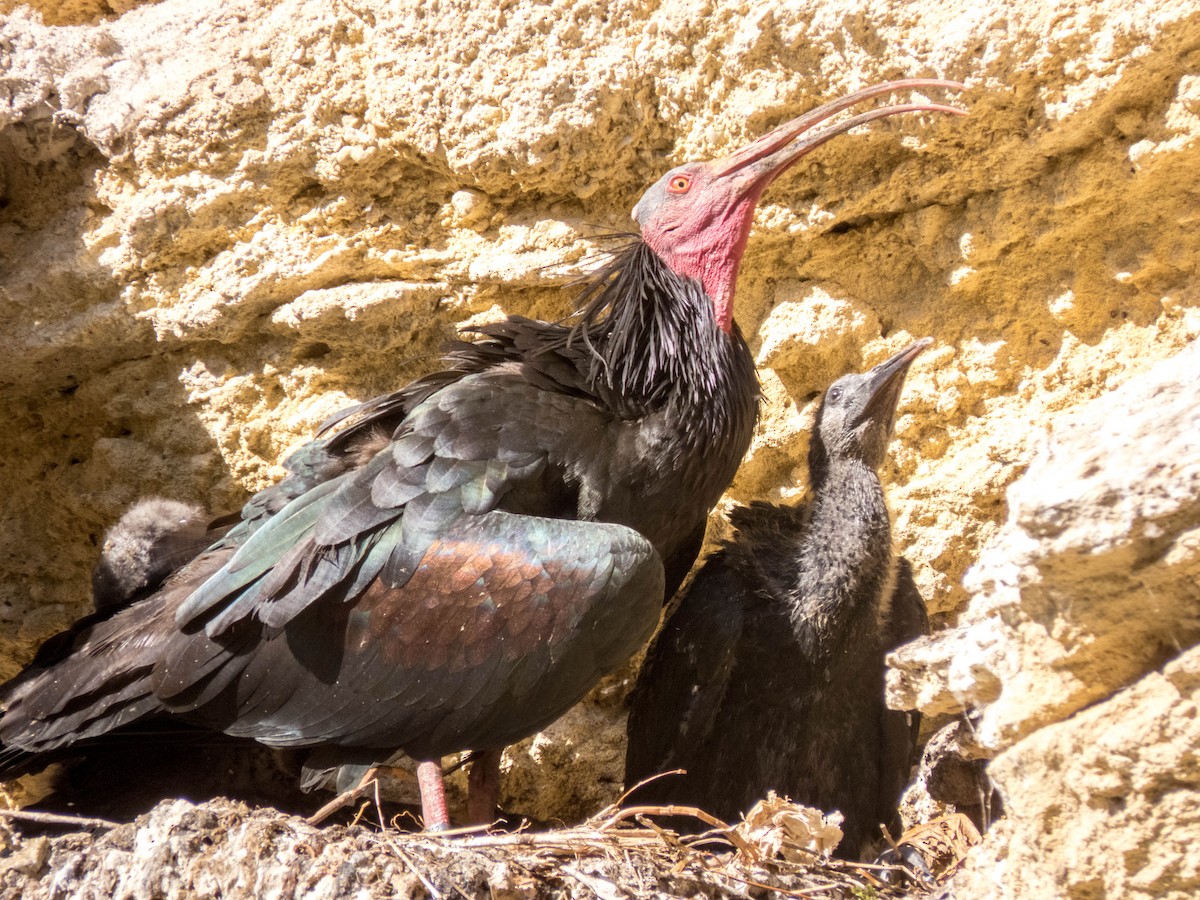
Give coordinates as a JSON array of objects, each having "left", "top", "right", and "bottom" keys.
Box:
[
  {"left": 173, "top": 370, "right": 603, "bottom": 638},
  {"left": 207, "top": 510, "right": 664, "bottom": 758},
  {"left": 623, "top": 554, "right": 746, "bottom": 796},
  {"left": 0, "top": 511, "right": 663, "bottom": 762},
  {"left": 0, "top": 366, "right": 659, "bottom": 763},
  {"left": 877, "top": 557, "right": 929, "bottom": 829}
]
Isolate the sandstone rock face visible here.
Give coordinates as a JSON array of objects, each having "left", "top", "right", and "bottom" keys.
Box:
[
  {"left": 1, "top": 0, "right": 1198, "bottom": 882},
  {"left": 956, "top": 648, "right": 1200, "bottom": 899},
  {"left": 890, "top": 342, "right": 1200, "bottom": 896}
]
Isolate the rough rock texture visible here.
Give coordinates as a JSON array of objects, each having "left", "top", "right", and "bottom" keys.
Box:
[
  {"left": 1, "top": 0, "right": 1199, "bottom": 887},
  {"left": 955, "top": 648, "right": 1200, "bottom": 900},
  {"left": 890, "top": 341, "right": 1200, "bottom": 897},
  {"left": 898, "top": 719, "right": 998, "bottom": 835},
  {"left": 0, "top": 797, "right": 897, "bottom": 899}
]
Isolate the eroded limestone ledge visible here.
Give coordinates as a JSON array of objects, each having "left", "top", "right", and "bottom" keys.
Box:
[
  {"left": 889, "top": 340, "right": 1200, "bottom": 897},
  {"left": 1, "top": 0, "right": 1199, "bottom": 843},
  {"left": 954, "top": 647, "right": 1200, "bottom": 899}
]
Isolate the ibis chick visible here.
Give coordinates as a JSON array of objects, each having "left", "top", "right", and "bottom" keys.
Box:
[
  {"left": 92, "top": 499, "right": 224, "bottom": 610},
  {"left": 624, "top": 339, "right": 933, "bottom": 859}
]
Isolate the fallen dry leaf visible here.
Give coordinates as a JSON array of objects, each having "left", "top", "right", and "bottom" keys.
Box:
[{"left": 731, "top": 792, "right": 844, "bottom": 864}]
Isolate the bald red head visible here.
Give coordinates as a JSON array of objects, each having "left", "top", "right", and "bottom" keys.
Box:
[{"left": 634, "top": 79, "right": 965, "bottom": 333}]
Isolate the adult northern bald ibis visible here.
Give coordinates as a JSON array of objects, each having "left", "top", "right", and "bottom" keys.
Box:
[
  {"left": 624, "top": 340, "right": 933, "bottom": 859},
  {"left": 0, "top": 82, "right": 961, "bottom": 830}
]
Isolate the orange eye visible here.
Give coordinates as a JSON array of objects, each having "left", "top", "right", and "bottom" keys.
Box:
[{"left": 668, "top": 174, "right": 691, "bottom": 193}]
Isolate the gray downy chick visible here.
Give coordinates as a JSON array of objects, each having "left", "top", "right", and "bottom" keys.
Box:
[{"left": 92, "top": 498, "right": 214, "bottom": 610}]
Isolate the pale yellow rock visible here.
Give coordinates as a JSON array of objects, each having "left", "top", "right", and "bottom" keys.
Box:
[
  {"left": 889, "top": 339, "right": 1200, "bottom": 751},
  {"left": 0, "top": 0, "right": 1198, "bottom": 851},
  {"left": 890, "top": 339, "right": 1200, "bottom": 893},
  {"left": 954, "top": 647, "right": 1200, "bottom": 899}
]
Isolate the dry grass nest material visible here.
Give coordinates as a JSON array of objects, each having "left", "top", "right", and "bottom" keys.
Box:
[
  {"left": 373, "top": 792, "right": 981, "bottom": 899},
  {"left": 0, "top": 787, "right": 980, "bottom": 899}
]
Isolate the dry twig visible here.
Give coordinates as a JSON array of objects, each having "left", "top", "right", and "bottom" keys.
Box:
[
  {"left": 383, "top": 833, "right": 444, "bottom": 900},
  {"left": 0, "top": 808, "right": 119, "bottom": 831}
]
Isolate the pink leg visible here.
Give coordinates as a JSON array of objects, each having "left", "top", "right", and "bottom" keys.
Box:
[
  {"left": 416, "top": 759, "right": 451, "bottom": 831},
  {"left": 466, "top": 748, "right": 503, "bottom": 825}
]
